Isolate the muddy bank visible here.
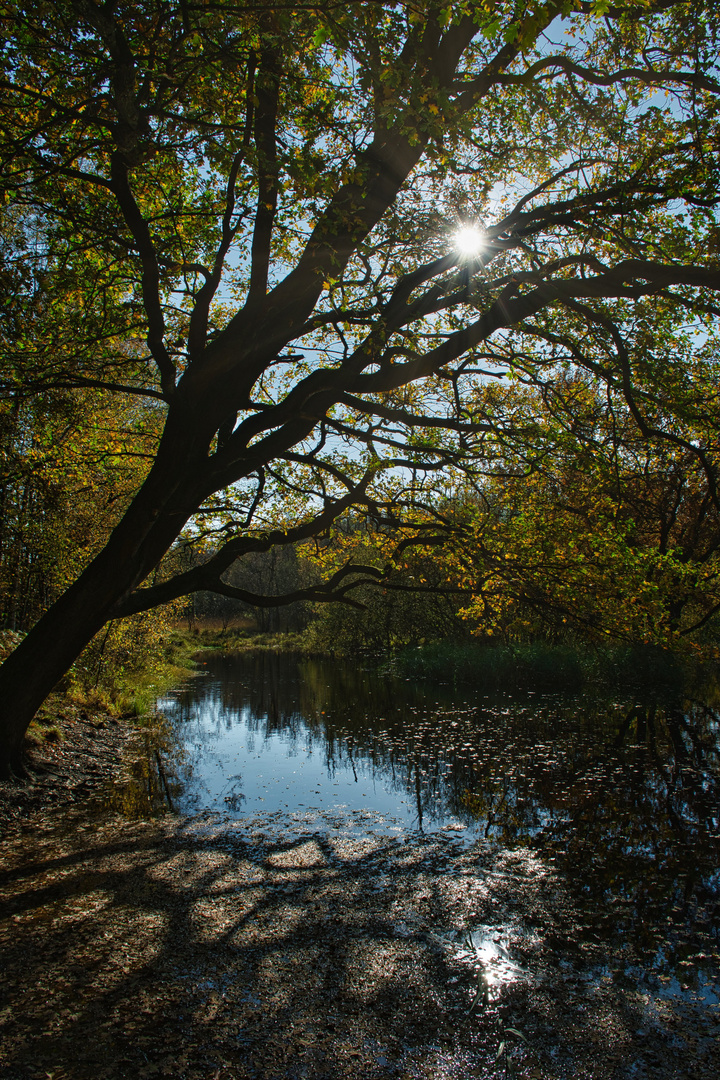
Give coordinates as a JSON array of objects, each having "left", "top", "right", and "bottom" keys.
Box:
[
  {"left": 1, "top": 798, "right": 718, "bottom": 1080},
  {"left": 0, "top": 715, "right": 146, "bottom": 839}
]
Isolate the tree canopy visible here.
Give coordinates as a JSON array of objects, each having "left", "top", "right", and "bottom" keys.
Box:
[{"left": 1, "top": 0, "right": 719, "bottom": 773}]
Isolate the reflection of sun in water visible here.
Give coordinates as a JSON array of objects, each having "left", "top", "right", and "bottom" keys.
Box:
[
  {"left": 453, "top": 224, "right": 484, "bottom": 257},
  {"left": 455, "top": 926, "right": 527, "bottom": 1000}
]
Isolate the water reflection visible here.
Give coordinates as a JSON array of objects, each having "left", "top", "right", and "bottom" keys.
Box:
[
  {"left": 157, "top": 650, "right": 719, "bottom": 1000},
  {"left": 99, "top": 714, "right": 182, "bottom": 819},
  {"left": 454, "top": 925, "right": 529, "bottom": 1003}
]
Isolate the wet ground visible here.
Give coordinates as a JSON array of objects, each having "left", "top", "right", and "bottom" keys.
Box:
[
  {"left": 1, "top": 804, "right": 717, "bottom": 1080},
  {"left": 1, "top": 651, "right": 719, "bottom": 1078}
]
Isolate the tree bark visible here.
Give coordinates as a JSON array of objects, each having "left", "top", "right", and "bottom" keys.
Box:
[{"left": 0, "top": 418, "right": 205, "bottom": 777}]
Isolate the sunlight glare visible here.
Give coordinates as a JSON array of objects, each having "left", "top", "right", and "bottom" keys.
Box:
[{"left": 453, "top": 224, "right": 484, "bottom": 257}]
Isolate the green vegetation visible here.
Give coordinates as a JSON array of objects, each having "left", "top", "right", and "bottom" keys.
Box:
[
  {"left": 1, "top": 1, "right": 720, "bottom": 774},
  {"left": 393, "top": 639, "right": 694, "bottom": 695},
  {"left": 186, "top": 626, "right": 312, "bottom": 654},
  {"left": 0, "top": 624, "right": 196, "bottom": 743},
  {"left": 395, "top": 640, "right": 586, "bottom": 691}
]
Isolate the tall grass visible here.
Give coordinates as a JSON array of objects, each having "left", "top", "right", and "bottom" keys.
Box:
[
  {"left": 395, "top": 641, "right": 585, "bottom": 690},
  {"left": 394, "top": 639, "right": 694, "bottom": 694}
]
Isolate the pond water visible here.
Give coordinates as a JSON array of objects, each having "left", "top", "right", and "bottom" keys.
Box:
[{"left": 149, "top": 650, "right": 719, "bottom": 1008}]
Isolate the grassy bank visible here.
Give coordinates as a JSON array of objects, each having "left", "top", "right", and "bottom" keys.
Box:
[
  {"left": 0, "top": 628, "right": 199, "bottom": 753},
  {"left": 393, "top": 639, "right": 700, "bottom": 695},
  {"left": 180, "top": 623, "right": 712, "bottom": 697},
  {"left": 68, "top": 628, "right": 199, "bottom": 717},
  {"left": 183, "top": 625, "right": 317, "bottom": 654}
]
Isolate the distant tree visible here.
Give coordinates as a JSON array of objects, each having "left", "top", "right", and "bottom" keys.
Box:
[
  {"left": 189, "top": 543, "right": 317, "bottom": 632},
  {"left": 1, "top": 0, "right": 719, "bottom": 773}
]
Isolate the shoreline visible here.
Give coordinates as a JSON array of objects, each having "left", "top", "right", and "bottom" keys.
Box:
[
  {"left": 1, "top": 771, "right": 718, "bottom": 1078},
  {"left": 1, "top": 695, "right": 717, "bottom": 1080},
  {"left": 0, "top": 712, "right": 147, "bottom": 840}
]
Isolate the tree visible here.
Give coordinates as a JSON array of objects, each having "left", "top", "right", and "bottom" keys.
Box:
[
  {"left": 0, "top": 387, "right": 164, "bottom": 631},
  {"left": 0, "top": 0, "right": 719, "bottom": 774},
  {"left": 443, "top": 369, "right": 720, "bottom": 647}
]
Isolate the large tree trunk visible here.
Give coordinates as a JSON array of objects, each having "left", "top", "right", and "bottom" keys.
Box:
[
  {"left": 0, "top": 569, "right": 128, "bottom": 777},
  {"left": 0, "top": 420, "right": 205, "bottom": 777}
]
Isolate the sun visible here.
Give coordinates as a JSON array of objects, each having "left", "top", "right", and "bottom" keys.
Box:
[{"left": 453, "top": 224, "right": 484, "bottom": 257}]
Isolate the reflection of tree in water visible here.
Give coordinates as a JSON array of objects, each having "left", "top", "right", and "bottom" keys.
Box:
[
  {"left": 167, "top": 652, "right": 719, "bottom": 985},
  {"left": 464, "top": 696, "right": 719, "bottom": 990}
]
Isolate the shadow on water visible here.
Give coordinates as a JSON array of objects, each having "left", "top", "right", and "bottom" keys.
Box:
[{"left": 121, "top": 650, "right": 718, "bottom": 1009}]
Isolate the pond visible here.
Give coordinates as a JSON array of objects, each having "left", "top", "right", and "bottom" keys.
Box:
[{"left": 149, "top": 650, "right": 719, "bottom": 1012}]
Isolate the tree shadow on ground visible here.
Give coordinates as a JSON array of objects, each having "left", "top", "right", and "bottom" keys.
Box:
[{"left": 1, "top": 813, "right": 717, "bottom": 1080}]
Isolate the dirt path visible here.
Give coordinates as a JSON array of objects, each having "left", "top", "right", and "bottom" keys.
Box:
[{"left": 0, "top": 724, "right": 718, "bottom": 1080}]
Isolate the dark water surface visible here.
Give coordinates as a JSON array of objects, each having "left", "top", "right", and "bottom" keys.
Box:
[{"left": 153, "top": 650, "right": 719, "bottom": 1007}]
